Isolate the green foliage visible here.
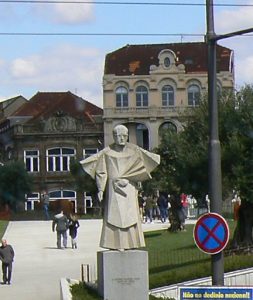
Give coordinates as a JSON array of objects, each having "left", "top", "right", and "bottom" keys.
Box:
[
  {"left": 71, "top": 283, "right": 103, "bottom": 300},
  {"left": 71, "top": 282, "right": 175, "bottom": 300},
  {"left": 70, "top": 158, "right": 97, "bottom": 196},
  {"left": 149, "top": 85, "right": 253, "bottom": 203},
  {"left": 0, "top": 161, "right": 33, "bottom": 211}
]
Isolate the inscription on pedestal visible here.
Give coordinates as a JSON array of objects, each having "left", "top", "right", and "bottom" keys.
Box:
[{"left": 112, "top": 277, "right": 140, "bottom": 286}]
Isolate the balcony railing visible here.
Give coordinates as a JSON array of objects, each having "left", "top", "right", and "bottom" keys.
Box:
[{"left": 103, "top": 106, "right": 194, "bottom": 119}]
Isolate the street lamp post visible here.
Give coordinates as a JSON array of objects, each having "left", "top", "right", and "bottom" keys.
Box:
[
  {"left": 206, "top": 0, "right": 253, "bottom": 286},
  {"left": 206, "top": 0, "right": 223, "bottom": 286}
]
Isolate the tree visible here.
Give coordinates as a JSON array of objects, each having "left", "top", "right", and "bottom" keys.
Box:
[
  {"left": 152, "top": 85, "right": 253, "bottom": 245},
  {"left": 0, "top": 161, "right": 33, "bottom": 211},
  {"left": 70, "top": 158, "right": 97, "bottom": 194},
  {"left": 69, "top": 158, "right": 100, "bottom": 212}
]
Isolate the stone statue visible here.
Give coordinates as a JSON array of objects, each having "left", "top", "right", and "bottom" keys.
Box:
[{"left": 80, "top": 124, "right": 160, "bottom": 250}]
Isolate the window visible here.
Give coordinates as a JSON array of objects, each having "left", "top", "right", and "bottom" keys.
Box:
[
  {"left": 136, "top": 86, "right": 148, "bottom": 107},
  {"left": 47, "top": 147, "right": 75, "bottom": 172},
  {"left": 116, "top": 87, "right": 128, "bottom": 107},
  {"left": 25, "top": 192, "right": 40, "bottom": 211},
  {"left": 26, "top": 192, "right": 40, "bottom": 200},
  {"left": 49, "top": 190, "right": 76, "bottom": 199},
  {"left": 83, "top": 148, "right": 98, "bottom": 159},
  {"left": 164, "top": 57, "right": 171, "bottom": 68},
  {"left": 188, "top": 84, "right": 200, "bottom": 106},
  {"left": 24, "top": 150, "right": 39, "bottom": 172},
  {"left": 162, "top": 85, "right": 174, "bottom": 106},
  {"left": 159, "top": 122, "right": 177, "bottom": 135}
]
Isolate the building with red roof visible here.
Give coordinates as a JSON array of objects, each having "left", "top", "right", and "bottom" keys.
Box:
[
  {"left": 0, "top": 91, "right": 103, "bottom": 213},
  {"left": 103, "top": 42, "right": 234, "bottom": 149}
]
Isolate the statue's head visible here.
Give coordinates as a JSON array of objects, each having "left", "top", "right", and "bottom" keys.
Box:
[{"left": 113, "top": 125, "right": 128, "bottom": 146}]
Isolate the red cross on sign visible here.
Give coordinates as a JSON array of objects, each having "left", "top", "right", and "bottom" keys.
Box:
[{"left": 194, "top": 213, "right": 229, "bottom": 254}]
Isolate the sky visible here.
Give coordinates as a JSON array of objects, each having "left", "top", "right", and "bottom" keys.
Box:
[{"left": 0, "top": 0, "right": 253, "bottom": 108}]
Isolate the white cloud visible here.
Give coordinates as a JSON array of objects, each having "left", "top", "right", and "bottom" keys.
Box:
[
  {"left": 236, "top": 55, "right": 253, "bottom": 86},
  {"left": 33, "top": 1, "right": 95, "bottom": 25},
  {"left": 215, "top": 1, "right": 253, "bottom": 33},
  {"left": 6, "top": 44, "right": 104, "bottom": 107},
  {"left": 53, "top": 2, "right": 95, "bottom": 24},
  {"left": 11, "top": 58, "right": 38, "bottom": 78},
  {"left": 215, "top": 1, "right": 253, "bottom": 87}
]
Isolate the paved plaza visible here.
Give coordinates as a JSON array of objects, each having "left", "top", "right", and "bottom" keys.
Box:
[{"left": 0, "top": 219, "right": 193, "bottom": 300}]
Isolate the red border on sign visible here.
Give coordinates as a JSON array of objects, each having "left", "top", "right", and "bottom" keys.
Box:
[{"left": 193, "top": 213, "right": 229, "bottom": 254}]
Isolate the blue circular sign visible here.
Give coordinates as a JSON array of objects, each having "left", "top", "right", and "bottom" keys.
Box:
[{"left": 194, "top": 213, "right": 229, "bottom": 254}]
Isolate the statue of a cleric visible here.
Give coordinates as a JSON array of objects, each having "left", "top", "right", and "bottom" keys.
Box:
[{"left": 80, "top": 124, "right": 160, "bottom": 250}]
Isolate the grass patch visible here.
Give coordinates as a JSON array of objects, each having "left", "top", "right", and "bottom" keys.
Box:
[
  {"left": 71, "top": 282, "right": 175, "bottom": 300},
  {"left": 0, "top": 220, "right": 8, "bottom": 238},
  {"left": 71, "top": 283, "right": 103, "bottom": 300},
  {"left": 145, "top": 220, "right": 253, "bottom": 288}
]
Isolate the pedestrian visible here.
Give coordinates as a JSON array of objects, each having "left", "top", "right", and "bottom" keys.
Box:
[
  {"left": 180, "top": 193, "right": 189, "bottom": 219},
  {"left": 0, "top": 239, "right": 15, "bottom": 285},
  {"left": 68, "top": 214, "right": 80, "bottom": 249},
  {"left": 52, "top": 210, "right": 69, "bottom": 249},
  {"left": 145, "top": 194, "right": 156, "bottom": 223},
  {"left": 157, "top": 191, "right": 168, "bottom": 223},
  {"left": 41, "top": 190, "right": 50, "bottom": 220},
  {"left": 138, "top": 191, "right": 145, "bottom": 223}
]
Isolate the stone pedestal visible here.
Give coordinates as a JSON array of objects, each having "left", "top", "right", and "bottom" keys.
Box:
[{"left": 97, "top": 250, "right": 149, "bottom": 300}]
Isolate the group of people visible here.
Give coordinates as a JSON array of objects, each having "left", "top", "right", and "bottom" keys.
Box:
[
  {"left": 52, "top": 211, "right": 80, "bottom": 249},
  {"left": 139, "top": 191, "right": 170, "bottom": 224},
  {"left": 138, "top": 191, "right": 192, "bottom": 231}
]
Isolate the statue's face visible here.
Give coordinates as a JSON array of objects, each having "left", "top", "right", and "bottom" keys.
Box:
[{"left": 113, "top": 129, "right": 128, "bottom": 146}]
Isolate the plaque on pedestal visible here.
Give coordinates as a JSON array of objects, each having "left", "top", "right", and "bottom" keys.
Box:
[{"left": 97, "top": 250, "right": 149, "bottom": 300}]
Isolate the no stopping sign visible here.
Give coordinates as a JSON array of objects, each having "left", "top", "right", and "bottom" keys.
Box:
[{"left": 194, "top": 213, "right": 229, "bottom": 254}]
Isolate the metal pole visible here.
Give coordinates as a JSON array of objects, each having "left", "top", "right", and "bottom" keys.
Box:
[{"left": 206, "top": 0, "right": 224, "bottom": 286}]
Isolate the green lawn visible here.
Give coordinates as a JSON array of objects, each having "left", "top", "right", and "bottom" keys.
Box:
[
  {"left": 71, "top": 220, "right": 253, "bottom": 300},
  {"left": 0, "top": 220, "right": 8, "bottom": 239},
  {"left": 146, "top": 221, "right": 253, "bottom": 288}
]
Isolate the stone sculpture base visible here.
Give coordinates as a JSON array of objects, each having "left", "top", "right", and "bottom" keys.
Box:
[{"left": 97, "top": 250, "right": 149, "bottom": 300}]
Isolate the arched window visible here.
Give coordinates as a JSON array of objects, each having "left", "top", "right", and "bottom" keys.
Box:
[
  {"left": 46, "top": 147, "right": 75, "bottom": 172},
  {"left": 116, "top": 86, "right": 128, "bottom": 107},
  {"left": 188, "top": 84, "right": 200, "bottom": 106},
  {"left": 162, "top": 85, "right": 174, "bottom": 106},
  {"left": 159, "top": 122, "right": 177, "bottom": 136},
  {"left": 136, "top": 86, "right": 148, "bottom": 107}
]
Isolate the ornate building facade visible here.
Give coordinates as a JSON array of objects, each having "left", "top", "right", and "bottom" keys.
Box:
[
  {"left": 103, "top": 42, "right": 234, "bottom": 150},
  {"left": 0, "top": 91, "right": 103, "bottom": 213}
]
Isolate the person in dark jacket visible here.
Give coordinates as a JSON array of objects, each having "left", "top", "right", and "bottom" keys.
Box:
[
  {"left": 68, "top": 214, "right": 80, "bottom": 249},
  {"left": 52, "top": 210, "right": 69, "bottom": 249},
  {"left": 0, "top": 239, "right": 15, "bottom": 284},
  {"left": 157, "top": 191, "right": 168, "bottom": 223}
]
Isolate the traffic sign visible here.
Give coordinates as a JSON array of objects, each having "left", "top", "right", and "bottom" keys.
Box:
[{"left": 194, "top": 213, "right": 229, "bottom": 254}]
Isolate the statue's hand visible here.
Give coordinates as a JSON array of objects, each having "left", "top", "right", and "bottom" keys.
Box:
[
  {"left": 98, "top": 191, "right": 103, "bottom": 202},
  {"left": 113, "top": 179, "right": 128, "bottom": 197},
  {"left": 116, "top": 179, "right": 129, "bottom": 187}
]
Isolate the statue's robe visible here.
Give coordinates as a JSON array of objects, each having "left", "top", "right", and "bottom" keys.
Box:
[{"left": 80, "top": 143, "right": 160, "bottom": 250}]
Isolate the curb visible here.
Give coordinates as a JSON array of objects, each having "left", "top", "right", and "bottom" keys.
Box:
[{"left": 60, "top": 278, "right": 79, "bottom": 300}]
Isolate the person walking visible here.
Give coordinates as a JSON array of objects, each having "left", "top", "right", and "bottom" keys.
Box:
[
  {"left": 52, "top": 210, "right": 69, "bottom": 249},
  {"left": 0, "top": 239, "right": 15, "bottom": 285},
  {"left": 68, "top": 214, "right": 80, "bottom": 249},
  {"left": 157, "top": 191, "right": 168, "bottom": 223},
  {"left": 41, "top": 190, "right": 50, "bottom": 220}
]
